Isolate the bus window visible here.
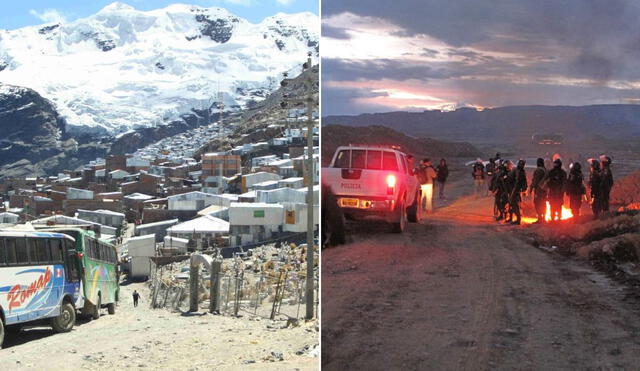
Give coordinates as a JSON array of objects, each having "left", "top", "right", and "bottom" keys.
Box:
[
  {"left": 63, "top": 240, "right": 80, "bottom": 282},
  {"left": 50, "top": 239, "right": 63, "bottom": 263},
  {"left": 35, "top": 238, "right": 51, "bottom": 264},
  {"left": 5, "top": 238, "right": 17, "bottom": 265},
  {"left": 15, "top": 238, "right": 28, "bottom": 264},
  {"left": 0, "top": 239, "right": 5, "bottom": 266}
]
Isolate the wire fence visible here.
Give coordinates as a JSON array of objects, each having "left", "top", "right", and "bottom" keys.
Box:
[{"left": 148, "top": 256, "right": 319, "bottom": 320}]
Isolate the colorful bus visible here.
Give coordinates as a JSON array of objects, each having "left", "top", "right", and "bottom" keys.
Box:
[
  {"left": 44, "top": 228, "right": 120, "bottom": 320},
  {"left": 0, "top": 232, "right": 82, "bottom": 348}
]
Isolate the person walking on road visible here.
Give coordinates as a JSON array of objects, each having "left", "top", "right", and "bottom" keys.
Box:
[
  {"left": 133, "top": 290, "right": 141, "bottom": 307},
  {"left": 566, "top": 162, "right": 586, "bottom": 218},
  {"left": 472, "top": 158, "right": 485, "bottom": 197},
  {"left": 435, "top": 158, "right": 449, "bottom": 200},
  {"left": 529, "top": 158, "right": 547, "bottom": 223},
  {"left": 546, "top": 158, "right": 567, "bottom": 221},
  {"left": 417, "top": 158, "right": 437, "bottom": 213}
]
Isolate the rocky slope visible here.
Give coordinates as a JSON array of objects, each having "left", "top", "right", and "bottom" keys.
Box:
[{"left": 0, "top": 83, "right": 108, "bottom": 178}]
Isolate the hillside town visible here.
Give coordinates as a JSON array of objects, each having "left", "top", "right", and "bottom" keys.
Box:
[{"left": 0, "top": 109, "right": 319, "bottom": 276}]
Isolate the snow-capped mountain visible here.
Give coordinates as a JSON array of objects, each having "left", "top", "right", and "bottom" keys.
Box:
[{"left": 0, "top": 2, "right": 318, "bottom": 135}]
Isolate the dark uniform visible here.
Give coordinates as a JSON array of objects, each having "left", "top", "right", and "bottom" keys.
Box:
[
  {"left": 493, "top": 164, "right": 509, "bottom": 221},
  {"left": 507, "top": 160, "right": 528, "bottom": 224},
  {"left": 600, "top": 157, "right": 614, "bottom": 212},
  {"left": 589, "top": 160, "right": 603, "bottom": 217},
  {"left": 565, "top": 162, "right": 586, "bottom": 218},
  {"left": 546, "top": 159, "right": 567, "bottom": 221},
  {"left": 530, "top": 158, "right": 547, "bottom": 223}
]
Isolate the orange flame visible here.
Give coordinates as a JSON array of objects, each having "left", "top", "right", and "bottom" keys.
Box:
[{"left": 544, "top": 201, "right": 573, "bottom": 222}]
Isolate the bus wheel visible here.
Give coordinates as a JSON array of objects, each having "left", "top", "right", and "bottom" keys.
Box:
[
  {"left": 107, "top": 303, "right": 116, "bottom": 315},
  {"left": 0, "top": 318, "right": 5, "bottom": 349},
  {"left": 92, "top": 295, "right": 101, "bottom": 320},
  {"left": 52, "top": 302, "right": 76, "bottom": 333}
]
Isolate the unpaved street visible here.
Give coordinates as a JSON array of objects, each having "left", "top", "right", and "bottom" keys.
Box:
[
  {"left": 322, "top": 193, "right": 640, "bottom": 370},
  {"left": 1, "top": 282, "right": 318, "bottom": 370}
]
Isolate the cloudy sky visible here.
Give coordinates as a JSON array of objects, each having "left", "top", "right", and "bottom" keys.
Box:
[
  {"left": 0, "top": 0, "right": 317, "bottom": 30},
  {"left": 322, "top": 0, "right": 640, "bottom": 115}
]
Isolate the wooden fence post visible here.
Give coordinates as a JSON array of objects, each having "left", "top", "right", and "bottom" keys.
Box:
[
  {"left": 189, "top": 256, "right": 199, "bottom": 312},
  {"left": 210, "top": 261, "right": 221, "bottom": 314}
]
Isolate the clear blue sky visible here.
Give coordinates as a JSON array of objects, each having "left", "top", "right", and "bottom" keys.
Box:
[{"left": 0, "top": 0, "right": 318, "bottom": 30}]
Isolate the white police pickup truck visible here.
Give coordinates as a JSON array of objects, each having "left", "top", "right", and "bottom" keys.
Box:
[{"left": 322, "top": 145, "right": 421, "bottom": 233}]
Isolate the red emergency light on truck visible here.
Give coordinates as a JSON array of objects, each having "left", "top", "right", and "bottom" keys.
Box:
[{"left": 322, "top": 145, "right": 421, "bottom": 233}]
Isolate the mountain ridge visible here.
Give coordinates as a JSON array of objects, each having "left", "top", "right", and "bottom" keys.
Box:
[{"left": 0, "top": 2, "right": 318, "bottom": 135}]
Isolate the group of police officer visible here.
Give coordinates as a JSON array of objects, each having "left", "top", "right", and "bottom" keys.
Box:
[{"left": 484, "top": 153, "right": 614, "bottom": 225}]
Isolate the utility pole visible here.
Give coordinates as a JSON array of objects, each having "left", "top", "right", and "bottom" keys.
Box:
[{"left": 281, "top": 53, "right": 317, "bottom": 320}]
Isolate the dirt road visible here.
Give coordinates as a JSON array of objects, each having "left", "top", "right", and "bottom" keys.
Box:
[
  {"left": 322, "top": 193, "right": 640, "bottom": 370},
  {"left": 1, "top": 282, "right": 319, "bottom": 370}
]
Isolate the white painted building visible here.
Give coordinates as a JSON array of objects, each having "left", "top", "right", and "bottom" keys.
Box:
[
  {"left": 228, "top": 202, "right": 284, "bottom": 247},
  {"left": 166, "top": 215, "right": 230, "bottom": 241},
  {"left": 67, "top": 187, "right": 94, "bottom": 200},
  {"left": 241, "top": 172, "right": 281, "bottom": 192},
  {"left": 278, "top": 177, "right": 304, "bottom": 189},
  {"left": 167, "top": 191, "right": 220, "bottom": 211},
  {"left": 256, "top": 187, "right": 306, "bottom": 204},
  {"left": 76, "top": 209, "right": 125, "bottom": 228},
  {"left": 0, "top": 212, "right": 19, "bottom": 224}
]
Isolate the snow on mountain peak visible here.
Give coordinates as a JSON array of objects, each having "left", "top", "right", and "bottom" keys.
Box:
[
  {"left": 98, "top": 2, "right": 137, "bottom": 13},
  {"left": 0, "top": 3, "right": 318, "bottom": 135}
]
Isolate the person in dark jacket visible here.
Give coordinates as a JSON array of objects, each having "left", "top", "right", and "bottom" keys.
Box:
[
  {"left": 529, "top": 158, "right": 547, "bottom": 223},
  {"left": 435, "top": 158, "right": 449, "bottom": 200},
  {"left": 472, "top": 158, "right": 485, "bottom": 197},
  {"left": 600, "top": 156, "right": 614, "bottom": 212},
  {"left": 507, "top": 159, "right": 527, "bottom": 225},
  {"left": 566, "top": 162, "right": 586, "bottom": 218},
  {"left": 501, "top": 160, "right": 515, "bottom": 223},
  {"left": 546, "top": 158, "right": 567, "bottom": 221},
  {"left": 589, "top": 160, "right": 603, "bottom": 217},
  {"left": 490, "top": 163, "right": 508, "bottom": 221}
]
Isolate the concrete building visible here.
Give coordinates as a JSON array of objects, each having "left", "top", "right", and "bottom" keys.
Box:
[
  {"left": 241, "top": 172, "right": 281, "bottom": 193},
  {"left": 76, "top": 209, "right": 125, "bottom": 228},
  {"left": 126, "top": 234, "right": 156, "bottom": 280},
  {"left": 278, "top": 177, "right": 304, "bottom": 189},
  {"left": 166, "top": 215, "right": 230, "bottom": 241},
  {"left": 0, "top": 212, "right": 19, "bottom": 224},
  {"left": 167, "top": 191, "right": 220, "bottom": 211},
  {"left": 256, "top": 187, "right": 306, "bottom": 204},
  {"left": 228, "top": 202, "right": 284, "bottom": 247},
  {"left": 282, "top": 202, "right": 319, "bottom": 233},
  {"left": 67, "top": 187, "right": 94, "bottom": 200},
  {"left": 201, "top": 153, "right": 241, "bottom": 179},
  {"left": 252, "top": 180, "right": 280, "bottom": 191},
  {"left": 135, "top": 219, "right": 179, "bottom": 242}
]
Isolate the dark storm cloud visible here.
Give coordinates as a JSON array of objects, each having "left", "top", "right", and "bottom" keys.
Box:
[
  {"left": 321, "top": 85, "right": 393, "bottom": 115},
  {"left": 322, "top": 58, "right": 454, "bottom": 82},
  {"left": 323, "top": 0, "right": 640, "bottom": 84},
  {"left": 322, "top": 24, "right": 351, "bottom": 40}
]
